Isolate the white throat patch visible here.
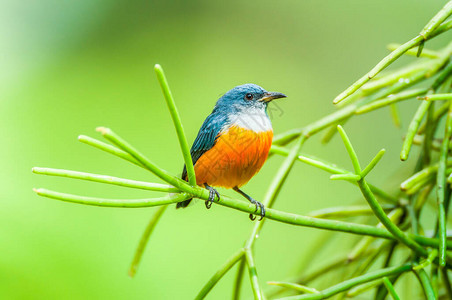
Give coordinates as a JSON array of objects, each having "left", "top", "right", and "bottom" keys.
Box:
[{"left": 227, "top": 107, "right": 272, "bottom": 133}]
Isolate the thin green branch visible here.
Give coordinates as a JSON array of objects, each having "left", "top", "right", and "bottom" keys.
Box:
[
  {"left": 355, "top": 88, "right": 428, "bottom": 115},
  {"left": 336, "top": 126, "right": 428, "bottom": 256},
  {"left": 419, "top": 1, "right": 452, "bottom": 39},
  {"left": 32, "top": 167, "right": 178, "bottom": 192},
  {"left": 245, "top": 248, "right": 263, "bottom": 300},
  {"left": 382, "top": 276, "right": 400, "bottom": 300},
  {"left": 96, "top": 127, "right": 189, "bottom": 191},
  {"left": 400, "top": 101, "right": 431, "bottom": 161},
  {"left": 232, "top": 257, "right": 246, "bottom": 300},
  {"left": 129, "top": 205, "right": 168, "bottom": 277},
  {"left": 195, "top": 249, "right": 245, "bottom": 300},
  {"left": 346, "top": 278, "right": 383, "bottom": 297},
  {"left": 361, "top": 149, "right": 386, "bottom": 178},
  {"left": 267, "top": 282, "right": 318, "bottom": 294},
  {"left": 441, "top": 268, "right": 452, "bottom": 299},
  {"left": 386, "top": 43, "right": 439, "bottom": 59},
  {"left": 277, "top": 264, "right": 412, "bottom": 300},
  {"left": 154, "top": 64, "right": 196, "bottom": 186},
  {"left": 389, "top": 103, "right": 401, "bottom": 128},
  {"left": 361, "top": 62, "right": 430, "bottom": 93},
  {"left": 330, "top": 174, "right": 361, "bottom": 181},
  {"left": 78, "top": 135, "right": 143, "bottom": 168},
  {"left": 419, "top": 93, "right": 452, "bottom": 101},
  {"left": 436, "top": 100, "right": 452, "bottom": 266},
  {"left": 414, "top": 268, "right": 436, "bottom": 300},
  {"left": 271, "top": 145, "right": 397, "bottom": 203},
  {"left": 33, "top": 188, "right": 190, "bottom": 208},
  {"left": 358, "top": 180, "right": 428, "bottom": 256},
  {"left": 413, "top": 249, "right": 438, "bottom": 271},
  {"left": 333, "top": 24, "right": 452, "bottom": 104},
  {"left": 336, "top": 125, "right": 361, "bottom": 174},
  {"left": 307, "top": 204, "right": 395, "bottom": 219},
  {"left": 33, "top": 188, "right": 451, "bottom": 249}
]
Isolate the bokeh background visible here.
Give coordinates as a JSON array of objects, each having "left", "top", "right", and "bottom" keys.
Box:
[{"left": 1, "top": 0, "right": 450, "bottom": 299}]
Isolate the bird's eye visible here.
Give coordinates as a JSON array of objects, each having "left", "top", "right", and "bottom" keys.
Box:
[{"left": 245, "top": 93, "right": 254, "bottom": 100}]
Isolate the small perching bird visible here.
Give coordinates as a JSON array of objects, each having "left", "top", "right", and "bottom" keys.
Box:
[{"left": 177, "top": 84, "right": 286, "bottom": 220}]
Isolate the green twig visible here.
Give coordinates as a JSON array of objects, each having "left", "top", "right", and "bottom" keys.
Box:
[
  {"left": 195, "top": 249, "right": 245, "bottom": 300},
  {"left": 400, "top": 101, "right": 431, "bottom": 161},
  {"left": 267, "top": 282, "right": 318, "bottom": 294},
  {"left": 154, "top": 64, "right": 196, "bottom": 186},
  {"left": 437, "top": 100, "right": 452, "bottom": 266},
  {"left": 418, "top": 93, "right": 452, "bottom": 101},
  {"left": 33, "top": 188, "right": 190, "bottom": 207},
  {"left": 245, "top": 248, "right": 263, "bottom": 300},
  {"left": 386, "top": 43, "right": 439, "bottom": 58},
  {"left": 33, "top": 187, "right": 451, "bottom": 249},
  {"left": 233, "top": 257, "right": 246, "bottom": 300},
  {"left": 277, "top": 264, "right": 412, "bottom": 300},
  {"left": 419, "top": 1, "right": 452, "bottom": 40},
  {"left": 414, "top": 268, "right": 436, "bottom": 300},
  {"left": 32, "top": 167, "right": 178, "bottom": 192},
  {"left": 355, "top": 88, "right": 428, "bottom": 114},
  {"left": 307, "top": 204, "right": 395, "bottom": 219},
  {"left": 382, "top": 276, "right": 401, "bottom": 300},
  {"left": 129, "top": 205, "right": 168, "bottom": 277},
  {"left": 78, "top": 135, "right": 143, "bottom": 168}
]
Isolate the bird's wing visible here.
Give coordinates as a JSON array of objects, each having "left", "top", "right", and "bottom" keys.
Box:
[{"left": 182, "top": 112, "right": 228, "bottom": 180}]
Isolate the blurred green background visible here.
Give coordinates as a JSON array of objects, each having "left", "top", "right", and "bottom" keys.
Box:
[{"left": 1, "top": 0, "right": 450, "bottom": 299}]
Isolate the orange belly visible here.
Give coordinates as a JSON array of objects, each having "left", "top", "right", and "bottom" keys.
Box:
[{"left": 194, "top": 126, "right": 273, "bottom": 188}]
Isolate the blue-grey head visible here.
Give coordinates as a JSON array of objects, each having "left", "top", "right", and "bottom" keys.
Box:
[{"left": 214, "top": 84, "right": 286, "bottom": 113}]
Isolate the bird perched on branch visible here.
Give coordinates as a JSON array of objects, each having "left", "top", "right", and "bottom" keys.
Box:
[{"left": 177, "top": 84, "right": 286, "bottom": 220}]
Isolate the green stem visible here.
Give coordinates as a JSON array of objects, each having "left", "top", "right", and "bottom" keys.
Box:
[
  {"left": 267, "top": 282, "right": 318, "bottom": 294},
  {"left": 358, "top": 180, "right": 428, "bottom": 256},
  {"left": 419, "top": 0, "right": 452, "bottom": 39},
  {"left": 334, "top": 26, "right": 452, "bottom": 104},
  {"left": 96, "top": 127, "right": 189, "bottom": 191},
  {"left": 436, "top": 100, "right": 452, "bottom": 266},
  {"left": 386, "top": 43, "right": 439, "bottom": 59},
  {"left": 307, "top": 204, "right": 395, "bottom": 219},
  {"left": 33, "top": 187, "right": 450, "bottom": 249},
  {"left": 32, "top": 167, "right": 178, "bottom": 192},
  {"left": 33, "top": 188, "right": 190, "bottom": 208},
  {"left": 336, "top": 125, "right": 361, "bottom": 174},
  {"left": 232, "top": 257, "right": 246, "bottom": 300},
  {"left": 361, "top": 149, "right": 386, "bottom": 178},
  {"left": 154, "top": 64, "right": 196, "bottom": 186},
  {"left": 355, "top": 88, "right": 428, "bottom": 114},
  {"left": 271, "top": 145, "right": 397, "bottom": 203},
  {"left": 278, "top": 264, "right": 412, "bottom": 300},
  {"left": 128, "top": 205, "right": 168, "bottom": 277},
  {"left": 419, "top": 93, "right": 452, "bottom": 101},
  {"left": 245, "top": 248, "right": 263, "bottom": 300},
  {"left": 414, "top": 268, "right": 436, "bottom": 300},
  {"left": 400, "top": 101, "right": 431, "bottom": 161},
  {"left": 195, "top": 249, "right": 245, "bottom": 300},
  {"left": 382, "top": 276, "right": 400, "bottom": 300},
  {"left": 78, "top": 135, "right": 143, "bottom": 168}
]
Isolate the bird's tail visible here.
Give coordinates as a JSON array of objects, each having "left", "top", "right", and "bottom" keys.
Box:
[
  {"left": 177, "top": 166, "right": 193, "bottom": 208},
  {"left": 176, "top": 198, "right": 192, "bottom": 208}
]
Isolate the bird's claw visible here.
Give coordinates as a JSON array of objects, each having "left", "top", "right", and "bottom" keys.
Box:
[
  {"left": 205, "top": 185, "right": 220, "bottom": 209},
  {"left": 249, "top": 199, "right": 265, "bottom": 221}
]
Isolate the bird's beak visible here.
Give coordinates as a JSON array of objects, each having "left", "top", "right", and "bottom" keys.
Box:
[{"left": 259, "top": 91, "right": 287, "bottom": 103}]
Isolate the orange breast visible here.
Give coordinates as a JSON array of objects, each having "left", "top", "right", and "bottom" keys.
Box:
[{"left": 194, "top": 126, "right": 273, "bottom": 188}]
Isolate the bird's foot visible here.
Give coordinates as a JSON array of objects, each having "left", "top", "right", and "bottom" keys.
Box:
[
  {"left": 248, "top": 198, "right": 265, "bottom": 221},
  {"left": 205, "top": 184, "right": 220, "bottom": 209}
]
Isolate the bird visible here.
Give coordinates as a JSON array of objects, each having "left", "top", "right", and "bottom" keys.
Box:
[{"left": 177, "top": 84, "right": 286, "bottom": 220}]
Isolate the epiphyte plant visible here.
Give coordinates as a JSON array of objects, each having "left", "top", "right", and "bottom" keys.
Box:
[{"left": 33, "top": 1, "right": 452, "bottom": 299}]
